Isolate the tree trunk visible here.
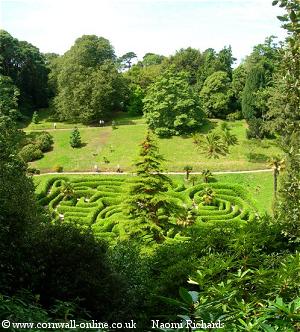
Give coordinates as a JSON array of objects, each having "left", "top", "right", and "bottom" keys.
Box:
[{"left": 274, "top": 169, "right": 278, "bottom": 199}]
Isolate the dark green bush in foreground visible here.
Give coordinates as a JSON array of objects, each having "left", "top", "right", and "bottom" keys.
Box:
[{"left": 19, "top": 143, "right": 43, "bottom": 162}]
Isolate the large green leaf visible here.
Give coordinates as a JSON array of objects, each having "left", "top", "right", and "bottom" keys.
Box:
[{"left": 179, "top": 287, "right": 193, "bottom": 305}]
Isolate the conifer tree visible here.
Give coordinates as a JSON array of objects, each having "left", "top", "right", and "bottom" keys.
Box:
[
  {"left": 70, "top": 127, "right": 81, "bottom": 148},
  {"left": 32, "top": 111, "right": 39, "bottom": 124},
  {"left": 126, "top": 131, "right": 175, "bottom": 229}
]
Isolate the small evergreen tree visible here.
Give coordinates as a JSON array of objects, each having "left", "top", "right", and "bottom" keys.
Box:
[
  {"left": 125, "top": 131, "right": 177, "bottom": 233},
  {"left": 32, "top": 111, "right": 39, "bottom": 124},
  {"left": 70, "top": 127, "right": 81, "bottom": 148}
]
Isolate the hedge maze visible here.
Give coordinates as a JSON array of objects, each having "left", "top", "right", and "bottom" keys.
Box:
[{"left": 36, "top": 176, "right": 257, "bottom": 243}]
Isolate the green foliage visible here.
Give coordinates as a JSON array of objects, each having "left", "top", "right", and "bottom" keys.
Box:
[
  {"left": 0, "top": 74, "right": 20, "bottom": 119},
  {"left": 19, "top": 143, "right": 43, "bottom": 162},
  {"left": 126, "top": 84, "right": 145, "bottom": 116},
  {"left": 196, "top": 46, "right": 236, "bottom": 90},
  {"left": 271, "top": 0, "right": 300, "bottom": 242},
  {"left": 201, "top": 187, "right": 216, "bottom": 205},
  {"left": 24, "top": 223, "right": 121, "bottom": 319},
  {"left": 0, "top": 115, "right": 38, "bottom": 293},
  {"left": 118, "top": 51, "right": 137, "bottom": 69},
  {"left": 35, "top": 132, "right": 54, "bottom": 152},
  {"left": 231, "top": 64, "right": 247, "bottom": 113},
  {"left": 195, "top": 131, "right": 229, "bottom": 159},
  {"left": 0, "top": 30, "right": 49, "bottom": 111},
  {"left": 221, "top": 126, "right": 238, "bottom": 146},
  {"left": 54, "top": 35, "right": 127, "bottom": 124},
  {"left": 201, "top": 169, "right": 213, "bottom": 183},
  {"left": 70, "top": 127, "right": 81, "bottom": 148},
  {"left": 242, "top": 65, "right": 266, "bottom": 120},
  {"left": 167, "top": 47, "right": 203, "bottom": 85},
  {"left": 141, "top": 52, "right": 165, "bottom": 67},
  {"left": 125, "top": 132, "right": 175, "bottom": 233},
  {"left": 200, "top": 70, "right": 233, "bottom": 118},
  {"left": 53, "top": 165, "right": 64, "bottom": 173},
  {"left": 143, "top": 69, "right": 205, "bottom": 136},
  {"left": 242, "top": 37, "right": 281, "bottom": 139},
  {"left": 183, "top": 165, "right": 193, "bottom": 179},
  {"left": 32, "top": 111, "right": 39, "bottom": 124}
]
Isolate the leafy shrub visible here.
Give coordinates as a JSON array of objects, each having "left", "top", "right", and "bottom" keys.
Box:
[
  {"left": 19, "top": 144, "right": 43, "bottom": 162},
  {"left": 27, "top": 167, "right": 40, "bottom": 175},
  {"left": 36, "top": 132, "right": 54, "bottom": 152},
  {"left": 23, "top": 223, "right": 122, "bottom": 318},
  {"left": 226, "top": 111, "right": 243, "bottom": 121},
  {"left": 154, "top": 127, "right": 175, "bottom": 138},
  {"left": 53, "top": 165, "right": 63, "bottom": 173}
]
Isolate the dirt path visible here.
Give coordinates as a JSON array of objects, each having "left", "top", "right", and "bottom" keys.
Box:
[{"left": 35, "top": 169, "right": 273, "bottom": 176}]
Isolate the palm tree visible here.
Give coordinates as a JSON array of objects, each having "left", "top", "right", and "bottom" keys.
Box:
[
  {"left": 202, "top": 187, "right": 215, "bottom": 206},
  {"left": 197, "top": 132, "right": 228, "bottom": 159},
  {"left": 201, "top": 169, "right": 213, "bottom": 183},
  {"left": 221, "top": 128, "right": 238, "bottom": 147},
  {"left": 183, "top": 165, "right": 193, "bottom": 179},
  {"left": 189, "top": 175, "right": 198, "bottom": 186},
  {"left": 60, "top": 181, "right": 76, "bottom": 200},
  {"left": 268, "top": 156, "right": 285, "bottom": 198}
]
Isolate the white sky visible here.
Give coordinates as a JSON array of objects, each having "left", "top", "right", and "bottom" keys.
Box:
[{"left": 0, "top": 0, "right": 286, "bottom": 63}]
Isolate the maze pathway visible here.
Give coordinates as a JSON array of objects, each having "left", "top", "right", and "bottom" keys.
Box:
[{"left": 37, "top": 176, "right": 257, "bottom": 242}]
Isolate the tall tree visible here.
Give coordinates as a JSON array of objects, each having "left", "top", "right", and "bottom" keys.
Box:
[
  {"left": 231, "top": 64, "right": 247, "bottom": 113},
  {"left": 141, "top": 53, "right": 165, "bottom": 67},
  {"left": 0, "top": 114, "right": 37, "bottom": 292},
  {"left": 196, "top": 46, "right": 235, "bottom": 91},
  {"left": 168, "top": 47, "right": 202, "bottom": 85},
  {"left": 125, "top": 132, "right": 174, "bottom": 237},
  {"left": 200, "top": 71, "right": 233, "bottom": 118},
  {"left": 143, "top": 68, "right": 205, "bottom": 137},
  {"left": 0, "top": 30, "right": 49, "bottom": 111},
  {"left": 0, "top": 74, "right": 19, "bottom": 119},
  {"left": 268, "top": 156, "right": 285, "bottom": 199},
  {"left": 272, "top": 0, "right": 300, "bottom": 242},
  {"left": 118, "top": 52, "right": 137, "bottom": 69},
  {"left": 242, "top": 65, "right": 266, "bottom": 120},
  {"left": 196, "top": 132, "right": 229, "bottom": 159},
  {"left": 54, "top": 35, "right": 127, "bottom": 123}
]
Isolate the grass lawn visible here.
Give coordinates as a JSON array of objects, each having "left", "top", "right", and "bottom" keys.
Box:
[
  {"left": 22, "top": 109, "right": 145, "bottom": 130},
  {"left": 28, "top": 115, "right": 282, "bottom": 173}
]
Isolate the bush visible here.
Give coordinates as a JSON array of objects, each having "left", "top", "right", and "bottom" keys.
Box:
[
  {"left": 27, "top": 167, "right": 40, "bottom": 175},
  {"left": 246, "top": 118, "right": 273, "bottom": 139},
  {"left": 53, "top": 165, "right": 63, "bottom": 173},
  {"left": 22, "top": 223, "right": 122, "bottom": 319},
  {"left": 36, "top": 132, "right": 54, "bottom": 152},
  {"left": 19, "top": 144, "right": 43, "bottom": 162},
  {"left": 154, "top": 127, "right": 175, "bottom": 138},
  {"left": 226, "top": 111, "right": 243, "bottom": 121}
]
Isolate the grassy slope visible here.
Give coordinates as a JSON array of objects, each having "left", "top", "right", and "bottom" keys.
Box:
[
  {"left": 28, "top": 116, "right": 281, "bottom": 172},
  {"left": 33, "top": 171, "right": 275, "bottom": 214}
]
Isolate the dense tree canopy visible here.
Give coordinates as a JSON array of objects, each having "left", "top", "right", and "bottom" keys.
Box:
[
  {"left": 0, "top": 30, "right": 49, "bottom": 111},
  {"left": 54, "top": 35, "right": 127, "bottom": 123},
  {"left": 200, "top": 70, "right": 233, "bottom": 118},
  {"left": 143, "top": 68, "right": 205, "bottom": 136},
  {"left": 0, "top": 74, "right": 19, "bottom": 118},
  {"left": 271, "top": 0, "right": 300, "bottom": 242}
]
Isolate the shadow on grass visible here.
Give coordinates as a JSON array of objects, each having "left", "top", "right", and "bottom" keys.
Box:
[
  {"left": 18, "top": 108, "right": 60, "bottom": 129},
  {"left": 247, "top": 152, "right": 269, "bottom": 163},
  {"left": 179, "top": 119, "right": 217, "bottom": 139}
]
